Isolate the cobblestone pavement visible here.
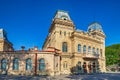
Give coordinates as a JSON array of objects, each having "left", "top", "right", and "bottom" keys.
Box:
[{"left": 0, "top": 73, "right": 120, "bottom": 80}]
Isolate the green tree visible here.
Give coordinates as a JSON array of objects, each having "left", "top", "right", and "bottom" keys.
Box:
[{"left": 105, "top": 44, "right": 120, "bottom": 66}]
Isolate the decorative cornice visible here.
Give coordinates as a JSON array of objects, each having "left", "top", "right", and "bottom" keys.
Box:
[
  {"left": 72, "top": 32, "right": 104, "bottom": 44},
  {"left": 53, "top": 18, "right": 74, "bottom": 27}
]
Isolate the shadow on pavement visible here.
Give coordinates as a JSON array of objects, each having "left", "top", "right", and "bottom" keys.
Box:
[{"left": 65, "top": 73, "right": 120, "bottom": 80}]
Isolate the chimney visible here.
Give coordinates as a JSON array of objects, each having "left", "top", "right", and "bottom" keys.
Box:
[
  {"left": 34, "top": 46, "right": 38, "bottom": 51},
  {"left": 8, "top": 48, "right": 12, "bottom": 52},
  {"left": 21, "top": 46, "right": 25, "bottom": 52}
]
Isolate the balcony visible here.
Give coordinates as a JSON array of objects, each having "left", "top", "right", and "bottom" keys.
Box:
[{"left": 83, "top": 53, "right": 99, "bottom": 59}]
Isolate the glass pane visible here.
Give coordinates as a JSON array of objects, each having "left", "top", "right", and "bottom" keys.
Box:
[
  {"left": 1, "top": 59, "right": 7, "bottom": 70},
  {"left": 78, "top": 44, "right": 81, "bottom": 52},
  {"left": 13, "top": 58, "right": 19, "bottom": 70},
  {"left": 83, "top": 45, "right": 86, "bottom": 53},
  {"left": 88, "top": 46, "right": 91, "bottom": 53},
  {"left": 26, "top": 58, "right": 32, "bottom": 70},
  {"left": 39, "top": 59, "right": 45, "bottom": 71},
  {"left": 62, "top": 42, "right": 67, "bottom": 52}
]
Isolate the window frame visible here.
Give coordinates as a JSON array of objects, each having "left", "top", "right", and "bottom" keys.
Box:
[
  {"left": 83, "top": 45, "right": 86, "bottom": 53},
  {"left": 1, "top": 58, "right": 7, "bottom": 71},
  {"left": 62, "top": 42, "right": 68, "bottom": 52},
  {"left": 78, "top": 44, "right": 81, "bottom": 53},
  {"left": 13, "top": 58, "right": 19, "bottom": 70},
  {"left": 39, "top": 58, "right": 45, "bottom": 71},
  {"left": 26, "top": 58, "right": 32, "bottom": 71}
]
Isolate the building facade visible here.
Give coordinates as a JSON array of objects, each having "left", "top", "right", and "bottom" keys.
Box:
[{"left": 0, "top": 10, "right": 106, "bottom": 76}]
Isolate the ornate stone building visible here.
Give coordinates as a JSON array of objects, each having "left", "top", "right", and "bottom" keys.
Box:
[
  {"left": 0, "top": 10, "right": 106, "bottom": 76},
  {"left": 43, "top": 10, "right": 106, "bottom": 74}
]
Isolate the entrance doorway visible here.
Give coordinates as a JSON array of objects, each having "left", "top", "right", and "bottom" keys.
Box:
[
  {"left": 88, "top": 62, "right": 92, "bottom": 73},
  {"left": 93, "top": 62, "right": 96, "bottom": 73},
  {"left": 83, "top": 62, "right": 87, "bottom": 73}
]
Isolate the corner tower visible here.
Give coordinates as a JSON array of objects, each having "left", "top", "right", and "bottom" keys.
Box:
[
  {"left": 0, "top": 29, "right": 14, "bottom": 51},
  {"left": 43, "top": 10, "right": 75, "bottom": 51},
  {"left": 42, "top": 10, "right": 75, "bottom": 74},
  {"left": 88, "top": 22, "right": 106, "bottom": 72}
]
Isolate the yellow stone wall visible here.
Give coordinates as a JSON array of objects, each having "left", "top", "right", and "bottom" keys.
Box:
[
  {"left": 0, "top": 39, "right": 4, "bottom": 51},
  {"left": 0, "top": 51, "right": 60, "bottom": 76},
  {"left": 0, "top": 39, "right": 13, "bottom": 51}
]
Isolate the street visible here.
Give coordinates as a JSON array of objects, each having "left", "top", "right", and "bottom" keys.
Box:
[{"left": 0, "top": 73, "right": 120, "bottom": 80}]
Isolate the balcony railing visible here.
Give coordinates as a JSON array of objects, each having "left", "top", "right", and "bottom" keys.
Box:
[{"left": 83, "top": 53, "right": 99, "bottom": 59}]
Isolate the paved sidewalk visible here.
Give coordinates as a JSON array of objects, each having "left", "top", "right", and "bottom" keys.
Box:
[{"left": 0, "top": 73, "right": 120, "bottom": 80}]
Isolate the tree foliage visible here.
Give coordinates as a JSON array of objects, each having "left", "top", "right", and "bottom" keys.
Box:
[{"left": 106, "top": 44, "right": 120, "bottom": 66}]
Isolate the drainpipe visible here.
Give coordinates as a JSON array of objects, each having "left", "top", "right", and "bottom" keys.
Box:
[
  {"left": 60, "top": 56, "right": 62, "bottom": 74},
  {"left": 34, "top": 46, "right": 38, "bottom": 76},
  {"left": 35, "top": 53, "right": 37, "bottom": 76}
]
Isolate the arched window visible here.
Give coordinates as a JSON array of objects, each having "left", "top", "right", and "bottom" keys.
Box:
[
  {"left": 1, "top": 58, "right": 7, "bottom": 71},
  {"left": 96, "top": 48, "right": 99, "bottom": 54},
  {"left": 62, "top": 42, "right": 68, "bottom": 52},
  {"left": 92, "top": 47, "right": 95, "bottom": 54},
  {"left": 88, "top": 46, "right": 91, "bottom": 53},
  {"left": 39, "top": 58, "right": 45, "bottom": 71},
  {"left": 26, "top": 58, "right": 32, "bottom": 70},
  {"left": 78, "top": 44, "right": 81, "bottom": 52},
  {"left": 83, "top": 45, "right": 86, "bottom": 53},
  {"left": 13, "top": 58, "right": 19, "bottom": 70}
]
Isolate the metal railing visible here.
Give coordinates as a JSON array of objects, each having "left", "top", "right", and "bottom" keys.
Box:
[{"left": 83, "top": 53, "right": 99, "bottom": 58}]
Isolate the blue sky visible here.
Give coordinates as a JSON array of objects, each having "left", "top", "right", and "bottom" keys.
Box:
[{"left": 0, "top": 0, "right": 120, "bottom": 50}]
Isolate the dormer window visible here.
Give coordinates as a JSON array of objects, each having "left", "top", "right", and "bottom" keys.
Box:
[
  {"left": 61, "top": 15, "right": 68, "bottom": 20},
  {"left": 54, "top": 10, "right": 72, "bottom": 21},
  {"left": 64, "top": 18, "right": 66, "bottom": 20}
]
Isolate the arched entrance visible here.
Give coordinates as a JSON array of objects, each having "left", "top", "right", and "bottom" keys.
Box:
[
  {"left": 88, "top": 62, "right": 92, "bottom": 73},
  {"left": 77, "top": 61, "right": 82, "bottom": 74},
  {"left": 92, "top": 62, "right": 96, "bottom": 73},
  {"left": 83, "top": 62, "right": 87, "bottom": 73}
]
